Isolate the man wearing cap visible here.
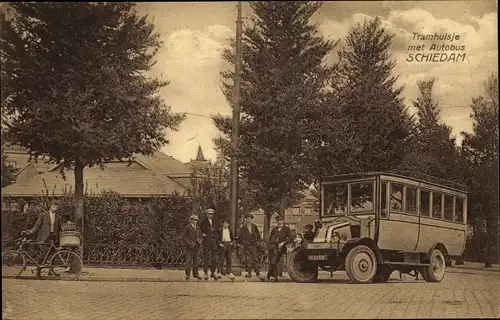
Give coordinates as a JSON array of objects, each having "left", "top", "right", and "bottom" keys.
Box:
[
  {"left": 200, "top": 208, "right": 221, "bottom": 280},
  {"left": 238, "top": 213, "right": 262, "bottom": 278},
  {"left": 216, "top": 219, "right": 236, "bottom": 280},
  {"left": 261, "top": 215, "right": 293, "bottom": 282},
  {"left": 182, "top": 215, "right": 203, "bottom": 280},
  {"left": 302, "top": 224, "right": 315, "bottom": 242}
]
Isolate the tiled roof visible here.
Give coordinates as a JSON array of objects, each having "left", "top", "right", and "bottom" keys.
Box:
[
  {"left": 136, "top": 152, "right": 192, "bottom": 175},
  {"left": 2, "top": 152, "right": 193, "bottom": 198},
  {"left": 1, "top": 142, "right": 28, "bottom": 153}
]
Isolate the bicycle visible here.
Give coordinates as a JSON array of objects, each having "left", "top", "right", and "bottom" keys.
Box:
[{"left": 2, "top": 233, "right": 83, "bottom": 280}]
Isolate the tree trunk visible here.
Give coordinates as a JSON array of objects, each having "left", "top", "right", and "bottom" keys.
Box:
[{"left": 74, "top": 159, "right": 85, "bottom": 260}]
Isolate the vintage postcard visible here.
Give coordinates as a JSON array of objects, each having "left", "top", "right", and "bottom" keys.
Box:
[{"left": 1, "top": 1, "right": 498, "bottom": 319}]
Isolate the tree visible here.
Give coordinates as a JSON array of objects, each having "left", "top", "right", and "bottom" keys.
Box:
[
  {"left": 1, "top": 3, "right": 184, "bottom": 251},
  {"left": 198, "top": 142, "right": 260, "bottom": 227},
  {"left": 399, "top": 78, "right": 461, "bottom": 180},
  {"left": 318, "top": 18, "right": 415, "bottom": 176},
  {"left": 1, "top": 147, "right": 18, "bottom": 188},
  {"left": 214, "top": 1, "right": 336, "bottom": 237},
  {"left": 461, "top": 72, "right": 499, "bottom": 263}
]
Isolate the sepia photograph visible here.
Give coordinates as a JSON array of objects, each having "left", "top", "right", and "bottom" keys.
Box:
[{"left": 1, "top": 1, "right": 498, "bottom": 319}]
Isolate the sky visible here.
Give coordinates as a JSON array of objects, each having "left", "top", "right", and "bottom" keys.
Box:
[{"left": 135, "top": 1, "right": 498, "bottom": 163}]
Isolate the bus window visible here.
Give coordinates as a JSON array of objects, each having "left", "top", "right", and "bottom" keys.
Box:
[
  {"left": 406, "top": 186, "right": 418, "bottom": 215},
  {"left": 381, "top": 182, "right": 388, "bottom": 218},
  {"left": 432, "top": 192, "right": 443, "bottom": 219},
  {"left": 390, "top": 183, "right": 404, "bottom": 212},
  {"left": 420, "top": 189, "right": 430, "bottom": 217},
  {"left": 350, "top": 182, "right": 374, "bottom": 213},
  {"left": 455, "top": 197, "right": 465, "bottom": 223},
  {"left": 324, "top": 184, "right": 348, "bottom": 216},
  {"left": 444, "top": 195, "right": 454, "bottom": 221}
]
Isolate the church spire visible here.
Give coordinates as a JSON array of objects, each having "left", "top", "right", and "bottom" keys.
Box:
[{"left": 196, "top": 145, "right": 205, "bottom": 161}]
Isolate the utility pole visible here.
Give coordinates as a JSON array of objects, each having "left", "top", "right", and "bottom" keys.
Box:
[{"left": 230, "top": 1, "right": 243, "bottom": 235}]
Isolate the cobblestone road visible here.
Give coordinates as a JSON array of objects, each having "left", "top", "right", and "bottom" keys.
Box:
[{"left": 2, "top": 270, "right": 499, "bottom": 319}]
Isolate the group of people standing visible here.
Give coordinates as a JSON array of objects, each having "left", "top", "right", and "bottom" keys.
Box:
[{"left": 182, "top": 208, "right": 295, "bottom": 282}]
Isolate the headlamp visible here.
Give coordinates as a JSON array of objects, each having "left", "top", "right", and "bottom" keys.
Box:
[{"left": 331, "top": 232, "right": 340, "bottom": 243}]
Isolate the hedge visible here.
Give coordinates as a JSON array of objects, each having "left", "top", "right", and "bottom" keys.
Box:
[
  {"left": 1, "top": 190, "right": 193, "bottom": 248},
  {"left": 1, "top": 190, "right": 277, "bottom": 268}
]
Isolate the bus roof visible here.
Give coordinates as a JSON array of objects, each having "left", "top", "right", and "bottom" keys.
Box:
[{"left": 321, "top": 171, "right": 467, "bottom": 193}]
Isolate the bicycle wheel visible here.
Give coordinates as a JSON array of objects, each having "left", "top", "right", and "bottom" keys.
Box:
[
  {"left": 49, "top": 249, "right": 83, "bottom": 280},
  {"left": 2, "top": 250, "right": 26, "bottom": 277}
]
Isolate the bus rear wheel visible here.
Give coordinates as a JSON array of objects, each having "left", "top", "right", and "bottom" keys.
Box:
[
  {"left": 345, "top": 245, "right": 378, "bottom": 284},
  {"left": 423, "top": 249, "right": 446, "bottom": 282},
  {"left": 372, "top": 265, "right": 391, "bottom": 283}
]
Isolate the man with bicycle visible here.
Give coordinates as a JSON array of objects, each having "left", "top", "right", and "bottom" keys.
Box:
[{"left": 22, "top": 200, "right": 61, "bottom": 265}]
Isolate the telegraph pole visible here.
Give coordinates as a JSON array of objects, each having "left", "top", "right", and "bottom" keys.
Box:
[{"left": 230, "top": 1, "right": 243, "bottom": 235}]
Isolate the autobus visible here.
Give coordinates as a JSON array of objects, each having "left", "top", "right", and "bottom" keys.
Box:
[{"left": 287, "top": 171, "right": 467, "bottom": 284}]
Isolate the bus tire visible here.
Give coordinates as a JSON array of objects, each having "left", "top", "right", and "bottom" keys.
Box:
[
  {"left": 372, "top": 265, "right": 391, "bottom": 283},
  {"left": 287, "top": 250, "right": 317, "bottom": 283},
  {"left": 345, "top": 245, "right": 378, "bottom": 284},
  {"left": 423, "top": 249, "right": 446, "bottom": 282}
]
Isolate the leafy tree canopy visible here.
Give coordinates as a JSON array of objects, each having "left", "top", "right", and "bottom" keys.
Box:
[
  {"left": 320, "top": 18, "right": 415, "bottom": 175},
  {"left": 1, "top": 2, "right": 184, "bottom": 169},
  {"left": 399, "top": 78, "right": 461, "bottom": 181}
]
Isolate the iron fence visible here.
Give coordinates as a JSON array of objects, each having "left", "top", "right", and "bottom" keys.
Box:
[{"left": 83, "top": 243, "right": 287, "bottom": 270}]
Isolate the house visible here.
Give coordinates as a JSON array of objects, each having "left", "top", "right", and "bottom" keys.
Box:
[
  {"left": 1, "top": 143, "right": 54, "bottom": 182},
  {"left": 252, "top": 190, "right": 320, "bottom": 237},
  {"left": 1, "top": 143, "right": 208, "bottom": 211}
]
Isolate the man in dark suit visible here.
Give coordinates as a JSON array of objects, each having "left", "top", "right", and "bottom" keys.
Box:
[
  {"left": 261, "top": 215, "right": 293, "bottom": 282},
  {"left": 23, "top": 201, "right": 62, "bottom": 264},
  {"left": 216, "top": 219, "right": 235, "bottom": 280},
  {"left": 302, "top": 224, "right": 315, "bottom": 242},
  {"left": 182, "top": 215, "right": 203, "bottom": 280},
  {"left": 238, "top": 213, "right": 262, "bottom": 278},
  {"left": 24, "top": 201, "right": 61, "bottom": 244},
  {"left": 200, "top": 208, "right": 220, "bottom": 280}
]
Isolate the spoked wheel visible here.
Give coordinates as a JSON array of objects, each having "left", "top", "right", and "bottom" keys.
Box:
[
  {"left": 345, "top": 245, "right": 378, "bottom": 284},
  {"left": 286, "top": 250, "right": 318, "bottom": 283},
  {"left": 372, "top": 265, "right": 391, "bottom": 283},
  {"left": 423, "top": 249, "right": 446, "bottom": 282},
  {"left": 2, "top": 250, "right": 26, "bottom": 277},
  {"left": 49, "top": 249, "right": 83, "bottom": 280}
]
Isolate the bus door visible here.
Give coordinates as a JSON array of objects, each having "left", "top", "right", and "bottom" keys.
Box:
[{"left": 377, "top": 182, "right": 419, "bottom": 252}]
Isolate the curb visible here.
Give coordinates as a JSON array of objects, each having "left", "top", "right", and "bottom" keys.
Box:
[
  {"left": 448, "top": 266, "right": 500, "bottom": 273},
  {"left": 2, "top": 275, "right": 288, "bottom": 283},
  {"left": 3, "top": 266, "right": 497, "bottom": 283}
]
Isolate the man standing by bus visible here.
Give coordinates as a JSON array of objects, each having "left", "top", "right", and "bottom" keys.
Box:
[
  {"left": 238, "top": 213, "right": 262, "bottom": 278},
  {"left": 200, "top": 208, "right": 221, "bottom": 280},
  {"left": 261, "top": 215, "right": 293, "bottom": 282},
  {"left": 182, "top": 215, "right": 203, "bottom": 281},
  {"left": 217, "top": 219, "right": 236, "bottom": 280}
]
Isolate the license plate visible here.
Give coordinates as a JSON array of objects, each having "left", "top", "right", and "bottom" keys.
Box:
[{"left": 308, "top": 255, "right": 327, "bottom": 261}]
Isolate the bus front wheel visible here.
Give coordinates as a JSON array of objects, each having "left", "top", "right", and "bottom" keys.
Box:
[
  {"left": 345, "top": 245, "right": 378, "bottom": 284},
  {"left": 287, "top": 250, "right": 318, "bottom": 283}
]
